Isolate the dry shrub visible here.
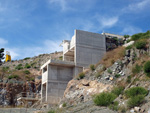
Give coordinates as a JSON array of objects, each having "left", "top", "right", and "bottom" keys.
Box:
[
  {"left": 97, "top": 47, "right": 125, "bottom": 68},
  {"left": 132, "top": 54, "right": 150, "bottom": 74},
  {"left": 116, "top": 79, "right": 126, "bottom": 88},
  {"left": 83, "top": 68, "right": 90, "bottom": 74}
]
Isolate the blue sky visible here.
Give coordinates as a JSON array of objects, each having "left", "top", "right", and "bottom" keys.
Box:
[{"left": 0, "top": 0, "right": 150, "bottom": 60}]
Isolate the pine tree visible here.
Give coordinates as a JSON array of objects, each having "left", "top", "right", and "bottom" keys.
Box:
[{"left": 0, "top": 48, "right": 4, "bottom": 65}]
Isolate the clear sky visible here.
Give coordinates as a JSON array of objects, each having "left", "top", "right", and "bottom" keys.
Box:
[{"left": 0, "top": 0, "right": 150, "bottom": 60}]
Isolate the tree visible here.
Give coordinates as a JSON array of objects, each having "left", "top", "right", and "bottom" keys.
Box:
[
  {"left": 124, "top": 35, "right": 130, "bottom": 38},
  {"left": 0, "top": 48, "right": 5, "bottom": 65}
]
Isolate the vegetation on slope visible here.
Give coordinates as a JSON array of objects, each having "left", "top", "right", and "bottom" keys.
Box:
[
  {"left": 93, "top": 92, "right": 117, "bottom": 106},
  {"left": 126, "top": 30, "right": 150, "bottom": 50},
  {"left": 97, "top": 46, "right": 125, "bottom": 68},
  {"left": 67, "top": 30, "right": 150, "bottom": 112}
]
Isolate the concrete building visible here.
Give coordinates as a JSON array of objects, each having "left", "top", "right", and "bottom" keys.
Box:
[{"left": 41, "top": 30, "right": 106, "bottom": 104}]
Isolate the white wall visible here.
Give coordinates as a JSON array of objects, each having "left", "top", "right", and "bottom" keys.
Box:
[{"left": 42, "top": 70, "right": 48, "bottom": 84}]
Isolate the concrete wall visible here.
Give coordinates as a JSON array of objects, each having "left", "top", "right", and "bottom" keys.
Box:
[
  {"left": 48, "top": 65, "right": 73, "bottom": 81},
  {"left": 42, "top": 71, "right": 48, "bottom": 84},
  {"left": 41, "top": 29, "right": 107, "bottom": 104},
  {"left": 73, "top": 66, "right": 83, "bottom": 77},
  {"left": 63, "top": 41, "right": 70, "bottom": 54},
  {"left": 46, "top": 65, "right": 74, "bottom": 104},
  {"left": 75, "top": 30, "right": 106, "bottom": 67},
  {"left": 70, "top": 35, "right": 75, "bottom": 49}
]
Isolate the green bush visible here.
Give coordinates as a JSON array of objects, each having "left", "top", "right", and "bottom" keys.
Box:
[
  {"left": 102, "top": 66, "right": 106, "bottom": 71},
  {"left": 111, "top": 86, "right": 124, "bottom": 96},
  {"left": 125, "top": 87, "right": 148, "bottom": 98},
  {"left": 132, "top": 64, "right": 141, "bottom": 75},
  {"left": 23, "top": 70, "right": 30, "bottom": 74},
  {"left": 125, "top": 45, "right": 133, "bottom": 50},
  {"left": 77, "top": 72, "right": 85, "bottom": 80},
  {"left": 15, "top": 64, "right": 23, "bottom": 70},
  {"left": 113, "top": 37, "right": 118, "bottom": 41},
  {"left": 118, "top": 106, "right": 126, "bottom": 113},
  {"left": 30, "top": 77, "right": 34, "bottom": 81},
  {"left": 131, "top": 33, "right": 143, "bottom": 41},
  {"left": 124, "top": 35, "right": 130, "bottom": 38},
  {"left": 131, "top": 30, "right": 150, "bottom": 41},
  {"left": 144, "top": 61, "right": 150, "bottom": 77},
  {"left": 24, "top": 57, "right": 30, "bottom": 60},
  {"left": 126, "top": 75, "right": 131, "bottom": 83},
  {"left": 25, "top": 75, "right": 30, "bottom": 79},
  {"left": 8, "top": 75, "right": 19, "bottom": 79},
  {"left": 126, "top": 39, "right": 131, "bottom": 43},
  {"left": 2, "top": 66, "right": 9, "bottom": 71},
  {"left": 127, "top": 95, "right": 145, "bottom": 108},
  {"left": 59, "top": 56, "right": 63, "bottom": 60},
  {"left": 8, "top": 76, "right": 13, "bottom": 79},
  {"left": 62, "top": 102, "right": 67, "bottom": 107},
  {"left": 31, "top": 62, "right": 36, "bottom": 67},
  {"left": 109, "top": 101, "right": 119, "bottom": 111},
  {"left": 90, "top": 64, "right": 95, "bottom": 71},
  {"left": 34, "top": 66, "right": 37, "bottom": 69},
  {"left": 24, "top": 63, "right": 31, "bottom": 68},
  {"left": 107, "top": 69, "right": 112, "bottom": 74},
  {"left": 48, "top": 110, "right": 55, "bottom": 113},
  {"left": 93, "top": 92, "right": 116, "bottom": 106},
  {"left": 135, "top": 39, "right": 147, "bottom": 49},
  {"left": 115, "top": 74, "right": 121, "bottom": 78},
  {"left": 13, "top": 75, "right": 19, "bottom": 78}
]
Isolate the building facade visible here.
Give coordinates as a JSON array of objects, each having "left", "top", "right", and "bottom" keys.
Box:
[{"left": 41, "top": 30, "right": 106, "bottom": 104}]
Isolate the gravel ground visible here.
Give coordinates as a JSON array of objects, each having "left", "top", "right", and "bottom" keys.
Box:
[{"left": 0, "top": 108, "right": 48, "bottom": 113}]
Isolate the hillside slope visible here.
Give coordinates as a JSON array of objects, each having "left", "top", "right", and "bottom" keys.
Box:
[
  {"left": 0, "top": 51, "right": 62, "bottom": 107},
  {"left": 48, "top": 31, "right": 150, "bottom": 113}
]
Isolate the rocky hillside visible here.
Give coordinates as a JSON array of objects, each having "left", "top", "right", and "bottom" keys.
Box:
[
  {"left": 0, "top": 51, "right": 62, "bottom": 81},
  {"left": 47, "top": 31, "right": 150, "bottom": 113},
  {"left": 0, "top": 51, "right": 62, "bottom": 107}
]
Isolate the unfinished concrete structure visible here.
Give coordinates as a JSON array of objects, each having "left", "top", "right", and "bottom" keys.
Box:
[{"left": 41, "top": 30, "right": 106, "bottom": 104}]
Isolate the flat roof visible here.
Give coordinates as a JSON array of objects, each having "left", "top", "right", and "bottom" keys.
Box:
[{"left": 41, "top": 59, "right": 75, "bottom": 69}]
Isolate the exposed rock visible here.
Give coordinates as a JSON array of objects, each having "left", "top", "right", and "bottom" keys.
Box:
[
  {"left": 63, "top": 79, "right": 113, "bottom": 105},
  {"left": 81, "top": 79, "right": 90, "bottom": 86},
  {"left": 109, "top": 77, "right": 114, "bottom": 81},
  {"left": 134, "top": 107, "right": 140, "bottom": 112},
  {"left": 130, "top": 109, "right": 134, "bottom": 113}
]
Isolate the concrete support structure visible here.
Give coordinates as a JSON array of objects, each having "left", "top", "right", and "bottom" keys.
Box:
[{"left": 41, "top": 30, "right": 106, "bottom": 104}]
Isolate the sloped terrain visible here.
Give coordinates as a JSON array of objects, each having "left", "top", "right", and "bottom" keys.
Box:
[
  {"left": 0, "top": 51, "right": 62, "bottom": 107},
  {"left": 47, "top": 31, "right": 150, "bottom": 113}
]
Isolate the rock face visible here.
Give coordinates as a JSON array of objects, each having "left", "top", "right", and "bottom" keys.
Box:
[
  {"left": 61, "top": 48, "right": 137, "bottom": 106},
  {"left": 0, "top": 81, "right": 38, "bottom": 106},
  {"left": 63, "top": 79, "right": 113, "bottom": 104},
  {"left": 0, "top": 51, "right": 63, "bottom": 107},
  {"left": 58, "top": 47, "right": 150, "bottom": 113}
]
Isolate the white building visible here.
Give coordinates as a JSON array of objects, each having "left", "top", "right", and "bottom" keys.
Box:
[{"left": 41, "top": 29, "right": 106, "bottom": 104}]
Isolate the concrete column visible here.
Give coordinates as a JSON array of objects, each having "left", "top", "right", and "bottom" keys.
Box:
[
  {"left": 41, "top": 84, "right": 43, "bottom": 103},
  {"left": 46, "top": 64, "right": 50, "bottom": 102}
]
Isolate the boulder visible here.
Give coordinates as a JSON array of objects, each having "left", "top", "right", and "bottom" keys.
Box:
[
  {"left": 134, "top": 107, "right": 140, "bottom": 112},
  {"left": 81, "top": 80, "right": 90, "bottom": 86}
]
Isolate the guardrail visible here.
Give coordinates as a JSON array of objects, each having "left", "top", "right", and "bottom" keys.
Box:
[{"left": 17, "top": 92, "right": 40, "bottom": 99}]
